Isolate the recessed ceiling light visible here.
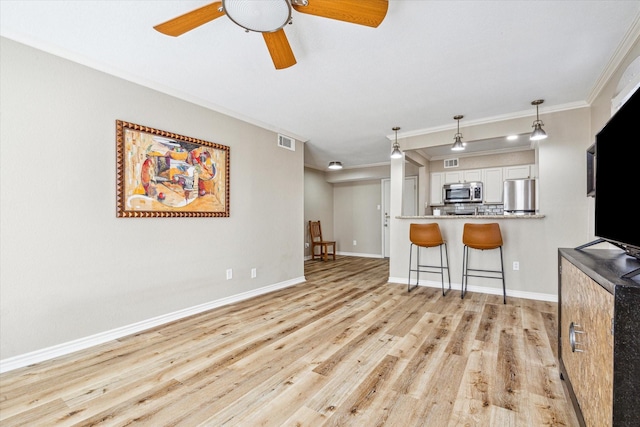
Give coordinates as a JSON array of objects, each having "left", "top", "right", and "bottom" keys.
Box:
[{"left": 507, "top": 135, "right": 519, "bottom": 141}]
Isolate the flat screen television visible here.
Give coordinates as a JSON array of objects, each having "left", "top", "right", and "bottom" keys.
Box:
[{"left": 587, "top": 85, "right": 640, "bottom": 278}]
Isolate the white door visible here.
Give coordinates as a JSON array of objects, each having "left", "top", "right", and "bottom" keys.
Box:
[{"left": 383, "top": 177, "right": 417, "bottom": 258}]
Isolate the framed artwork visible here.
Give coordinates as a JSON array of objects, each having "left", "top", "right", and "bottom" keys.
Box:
[{"left": 116, "top": 120, "right": 230, "bottom": 217}]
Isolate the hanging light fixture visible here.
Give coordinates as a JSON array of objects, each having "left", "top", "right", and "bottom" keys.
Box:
[
  {"left": 530, "top": 99, "right": 548, "bottom": 141},
  {"left": 451, "top": 115, "right": 465, "bottom": 151},
  {"left": 327, "top": 161, "right": 343, "bottom": 170},
  {"left": 390, "top": 126, "right": 403, "bottom": 159}
]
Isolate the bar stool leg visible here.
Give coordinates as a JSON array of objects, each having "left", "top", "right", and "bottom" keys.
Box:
[
  {"left": 499, "top": 246, "right": 506, "bottom": 304},
  {"left": 408, "top": 243, "right": 418, "bottom": 292},
  {"left": 445, "top": 243, "right": 451, "bottom": 295},
  {"left": 461, "top": 245, "right": 468, "bottom": 299},
  {"left": 416, "top": 245, "right": 423, "bottom": 292},
  {"left": 440, "top": 243, "right": 452, "bottom": 296},
  {"left": 445, "top": 243, "right": 451, "bottom": 294},
  {"left": 408, "top": 243, "right": 412, "bottom": 292}
]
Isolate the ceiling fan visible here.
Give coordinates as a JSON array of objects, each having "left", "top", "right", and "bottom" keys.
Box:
[{"left": 153, "top": 0, "right": 388, "bottom": 70}]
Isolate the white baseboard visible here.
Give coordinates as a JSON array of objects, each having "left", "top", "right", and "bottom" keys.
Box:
[
  {"left": 0, "top": 276, "right": 305, "bottom": 374},
  {"left": 305, "top": 252, "right": 384, "bottom": 260},
  {"left": 388, "top": 276, "right": 557, "bottom": 302},
  {"left": 336, "top": 251, "right": 384, "bottom": 258}
]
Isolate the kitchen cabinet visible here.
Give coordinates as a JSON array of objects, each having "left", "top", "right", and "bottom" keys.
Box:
[
  {"left": 558, "top": 249, "right": 640, "bottom": 427},
  {"left": 463, "top": 169, "right": 482, "bottom": 182},
  {"left": 442, "top": 169, "right": 481, "bottom": 184},
  {"left": 430, "top": 172, "right": 444, "bottom": 205},
  {"left": 444, "top": 171, "right": 462, "bottom": 184},
  {"left": 504, "top": 165, "right": 532, "bottom": 179},
  {"left": 482, "top": 167, "right": 503, "bottom": 203},
  {"left": 430, "top": 164, "right": 535, "bottom": 206}
]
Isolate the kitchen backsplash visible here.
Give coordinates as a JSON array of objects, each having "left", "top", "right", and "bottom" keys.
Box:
[{"left": 437, "top": 203, "right": 504, "bottom": 216}]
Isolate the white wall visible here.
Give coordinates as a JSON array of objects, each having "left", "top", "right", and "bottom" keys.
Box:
[
  {"left": 305, "top": 162, "right": 421, "bottom": 258},
  {"left": 429, "top": 150, "right": 536, "bottom": 172},
  {"left": 586, "top": 39, "right": 640, "bottom": 245},
  {"left": 333, "top": 180, "right": 383, "bottom": 256},
  {"left": 0, "top": 38, "right": 304, "bottom": 360},
  {"left": 304, "top": 167, "right": 334, "bottom": 258}
]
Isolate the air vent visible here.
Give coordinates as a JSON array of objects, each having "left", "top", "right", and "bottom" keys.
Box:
[
  {"left": 277, "top": 134, "right": 295, "bottom": 151},
  {"left": 444, "top": 158, "right": 459, "bottom": 168}
]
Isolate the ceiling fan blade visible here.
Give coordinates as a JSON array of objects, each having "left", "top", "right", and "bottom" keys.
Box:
[
  {"left": 263, "top": 29, "right": 297, "bottom": 70},
  {"left": 293, "top": 0, "right": 388, "bottom": 28},
  {"left": 154, "top": 2, "right": 225, "bottom": 37}
]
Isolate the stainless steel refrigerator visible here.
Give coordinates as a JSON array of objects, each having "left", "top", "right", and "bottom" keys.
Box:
[{"left": 503, "top": 178, "right": 536, "bottom": 215}]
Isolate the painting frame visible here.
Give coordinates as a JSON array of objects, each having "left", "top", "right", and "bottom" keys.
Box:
[{"left": 116, "top": 120, "right": 230, "bottom": 218}]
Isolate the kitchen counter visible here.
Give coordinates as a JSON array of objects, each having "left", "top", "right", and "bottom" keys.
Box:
[
  {"left": 398, "top": 214, "right": 545, "bottom": 219},
  {"left": 390, "top": 214, "right": 551, "bottom": 300}
]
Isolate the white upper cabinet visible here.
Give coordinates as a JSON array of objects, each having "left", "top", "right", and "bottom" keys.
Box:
[
  {"left": 444, "top": 171, "right": 463, "bottom": 184},
  {"left": 463, "top": 169, "right": 482, "bottom": 182},
  {"left": 430, "top": 172, "right": 444, "bottom": 205},
  {"left": 443, "top": 169, "right": 481, "bottom": 183},
  {"left": 504, "top": 165, "right": 532, "bottom": 180},
  {"left": 483, "top": 168, "right": 504, "bottom": 203}
]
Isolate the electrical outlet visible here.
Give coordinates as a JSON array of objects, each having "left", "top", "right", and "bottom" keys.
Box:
[
  {"left": 353, "top": 240, "right": 357, "bottom": 246},
  {"left": 513, "top": 261, "right": 520, "bottom": 271},
  {"left": 251, "top": 268, "right": 257, "bottom": 278},
  {"left": 226, "top": 269, "right": 233, "bottom": 280}
]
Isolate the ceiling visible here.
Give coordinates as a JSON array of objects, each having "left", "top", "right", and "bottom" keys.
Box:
[
  {"left": 417, "top": 133, "right": 534, "bottom": 161},
  {"left": 2, "top": 1, "right": 639, "bottom": 170}
]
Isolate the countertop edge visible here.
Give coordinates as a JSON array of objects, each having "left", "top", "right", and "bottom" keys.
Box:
[{"left": 397, "top": 214, "right": 546, "bottom": 219}]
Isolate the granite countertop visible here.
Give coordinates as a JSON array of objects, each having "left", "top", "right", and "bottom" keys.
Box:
[{"left": 398, "top": 214, "right": 546, "bottom": 219}]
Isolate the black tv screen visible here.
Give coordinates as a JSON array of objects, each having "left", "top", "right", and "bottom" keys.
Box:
[{"left": 594, "top": 86, "right": 640, "bottom": 259}]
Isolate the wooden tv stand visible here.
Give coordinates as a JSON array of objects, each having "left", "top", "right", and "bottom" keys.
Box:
[{"left": 558, "top": 248, "right": 640, "bottom": 426}]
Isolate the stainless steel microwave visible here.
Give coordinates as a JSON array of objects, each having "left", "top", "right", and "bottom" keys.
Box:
[{"left": 443, "top": 182, "right": 483, "bottom": 203}]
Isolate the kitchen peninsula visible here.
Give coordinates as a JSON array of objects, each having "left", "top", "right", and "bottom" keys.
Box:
[
  {"left": 400, "top": 214, "right": 545, "bottom": 219},
  {"left": 392, "top": 214, "right": 550, "bottom": 301}
]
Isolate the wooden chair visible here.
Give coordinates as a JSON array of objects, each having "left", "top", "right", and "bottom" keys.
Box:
[{"left": 309, "top": 220, "right": 336, "bottom": 261}]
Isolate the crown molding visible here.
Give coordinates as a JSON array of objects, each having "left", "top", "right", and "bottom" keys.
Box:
[
  {"left": 387, "top": 100, "right": 588, "bottom": 140},
  {"left": 587, "top": 12, "right": 640, "bottom": 105}
]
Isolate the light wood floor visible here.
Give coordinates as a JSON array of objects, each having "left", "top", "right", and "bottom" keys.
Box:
[{"left": 0, "top": 256, "right": 579, "bottom": 426}]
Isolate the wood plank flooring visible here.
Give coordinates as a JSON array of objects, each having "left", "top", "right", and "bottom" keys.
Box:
[{"left": 0, "top": 256, "right": 580, "bottom": 426}]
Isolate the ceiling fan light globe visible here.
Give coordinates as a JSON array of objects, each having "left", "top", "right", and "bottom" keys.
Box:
[{"left": 223, "top": 0, "right": 292, "bottom": 33}]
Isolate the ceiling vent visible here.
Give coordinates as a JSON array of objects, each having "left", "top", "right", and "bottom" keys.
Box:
[
  {"left": 444, "top": 158, "right": 459, "bottom": 168},
  {"left": 277, "top": 134, "right": 295, "bottom": 151}
]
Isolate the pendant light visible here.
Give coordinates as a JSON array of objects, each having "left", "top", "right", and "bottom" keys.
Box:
[
  {"left": 390, "top": 126, "right": 403, "bottom": 159},
  {"left": 451, "top": 115, "right": 465, "bottom": 151},
  {"left": 530, "top": 99, "right": 548, "bottom": 141},
  {"left": 327, "top": 161, "right": 343, "bottom": 170}
]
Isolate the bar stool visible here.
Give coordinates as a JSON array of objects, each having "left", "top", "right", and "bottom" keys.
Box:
[
  {"left": 408, "top": 223, "right": 451, "bottom": 295},
  {"left": 461, "top": 223, "right": 506, "bottom": 304}
]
